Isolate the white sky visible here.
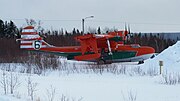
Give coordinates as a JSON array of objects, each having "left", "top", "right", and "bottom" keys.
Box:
[{"left": 1, "top": 0, "right": 180, "bottom": 32}]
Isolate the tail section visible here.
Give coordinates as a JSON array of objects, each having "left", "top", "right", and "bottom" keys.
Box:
[{"left": 18, "top": 26, "right": 51, "bottom": 50}]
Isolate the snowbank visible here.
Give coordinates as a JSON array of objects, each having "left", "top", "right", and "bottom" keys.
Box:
[
  {"left": 141, "top": 41, "right": 180, "bottom": 72},
  {"left": 0, "top": 95, "right": 24, "bottom": 101}
]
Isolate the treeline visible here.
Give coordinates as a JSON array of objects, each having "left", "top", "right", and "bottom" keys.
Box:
[
  {"left": 0, "top": 20, "right": 176, "bottom": 64},
  {"left": 0, "top": 20, "right": 22, "bottom": 63},
  {"left": 0, "top": 19, "right": 20, "bottom": 38},
  {"left": 128, "top": 33, "right": 175, "bottom": 52}
]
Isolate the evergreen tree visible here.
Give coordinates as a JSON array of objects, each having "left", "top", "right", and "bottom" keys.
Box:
[
  {"left": 76, "top": 29, "right": 80, "bottom": 35},
  {"left": 2, "top": 20, "right": 19, "bottom": 38},
  {"left": 0, "top": 19, "right": 4, "bottom": 38},
  {"left": 9, "top": 21, "right": 19, "bottom": 38},
  {"left": 97, "top": 27, "right": 101, "bottom": 34},
  {"left": 72, "top": 28, "right": 76, "bottom": 35}
]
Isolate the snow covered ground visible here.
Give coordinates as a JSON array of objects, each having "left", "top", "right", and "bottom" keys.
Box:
[
  {"left": 0, "top": 41, "right": 180, "bottom": 101},
  {"left": 140, "top": 41, "right": 180, "bottom": 72},
  {"left": 0, "top": 95, "right": 23, "bottom": 101}
]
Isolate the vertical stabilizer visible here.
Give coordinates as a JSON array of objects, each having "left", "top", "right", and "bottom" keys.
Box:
[{"left": 18, "top": 26, "right": 51, "bottom": 50}]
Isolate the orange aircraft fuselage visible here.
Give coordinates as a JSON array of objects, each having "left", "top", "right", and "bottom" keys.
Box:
[{"left": 18, "top": 26, "right": 155, "bottom": 64}]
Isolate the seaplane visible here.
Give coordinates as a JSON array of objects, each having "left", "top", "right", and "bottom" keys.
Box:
[{"left": 17, "top": 25, "right": 155, "bottom": 64}]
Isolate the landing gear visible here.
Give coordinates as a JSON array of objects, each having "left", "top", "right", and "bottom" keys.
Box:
[
  {"left": 138, "top": 61, "right": 144, "bottom": 64},
  {"left": 97, "top": 59, "right": 105, "bottom": 65}
]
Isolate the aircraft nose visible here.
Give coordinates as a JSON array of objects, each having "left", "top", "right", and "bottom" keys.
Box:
[
  {"left": 137, "top": 46, "right": 155, "bottom": 56},
  {"left": 146, "top": 47, "right": 155, "bottom": 54}
]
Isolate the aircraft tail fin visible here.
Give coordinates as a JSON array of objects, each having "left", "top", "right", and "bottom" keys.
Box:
[{"left": 17, "top": 26, "right": 52, "bottom": 50}]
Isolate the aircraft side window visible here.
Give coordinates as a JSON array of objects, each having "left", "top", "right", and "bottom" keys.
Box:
[{"left": 131, "top": 44, "right": 140, "bottom": 48}]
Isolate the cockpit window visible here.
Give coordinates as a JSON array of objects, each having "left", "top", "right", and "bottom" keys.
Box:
[{"left": 131, "top": 44, "right": 140, "bottom": 48}]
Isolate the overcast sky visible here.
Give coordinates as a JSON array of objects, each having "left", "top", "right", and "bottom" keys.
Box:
[{"left": 1, "top": 0, "right": 180, "bottom": 32}]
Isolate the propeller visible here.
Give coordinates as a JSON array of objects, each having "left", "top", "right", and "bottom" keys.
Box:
[
  {"left": 124, "top": 23, "right": 131, "bottom": 43},
  {"left": 123, "top": 23, "right": 128, "bottom": 42},
  {"left": 124, "top": 23, "right": 129, "bottom": 37},
  {"left": 125, "top": 23, "right": 127, "bottom": 32},
  {"left": 128, "top": 24, "right": 131, "bottom": 34}
]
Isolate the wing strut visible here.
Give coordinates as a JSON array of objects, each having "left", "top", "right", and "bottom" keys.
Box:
[
  {"left": 106, "top": 39, "right": 112, "bottom": 55},
  {"left": 74, "top": 34, "right": 101, "bottom": 61}
]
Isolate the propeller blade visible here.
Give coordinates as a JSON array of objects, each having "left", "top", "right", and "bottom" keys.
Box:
[
  {"left": 125, "top": 24, "right": 131, "bottom": 43},
  {"left": 128, "top": 24, "right": 131, "bottom": 34},
  {"left": 124, "top": 23, "right": 128, "bottom": 36},
  {"left": 125, "top": 23, "right": 127, "bottom": 32}
]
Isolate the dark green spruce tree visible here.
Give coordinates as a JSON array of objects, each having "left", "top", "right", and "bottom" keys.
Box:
[
  {"left": 97, "top": 27, "right": 101, "bottom": 34},
  {"left": 0, "top": 19, "right": 4, "bottom": 38}
]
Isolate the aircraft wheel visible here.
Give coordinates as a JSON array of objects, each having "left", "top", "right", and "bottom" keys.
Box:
[{"left": 138, "top": 61, "right": 144, "bottom": 64}]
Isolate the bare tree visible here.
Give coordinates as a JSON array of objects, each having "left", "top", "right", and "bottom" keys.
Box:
[
  {"left": 8, "top": 65, "right": 21, "bottom": 94},
  {"left": 162, "top": 72, "right": 180, "bottom": 85},
  {"left": 0, "top": 70, "right": 9, "bottom": 94},
  {"left": 9, "top": 71, "right": 21, "bottom": 94},
  {"left": 128, "top": 90, "right": 137, "bottom": 101},
  {"left": 46, "top": 85, "right": 56, "bottom": 101},
  {"left": 27, "top": 75, "right": 38, "bottom": 101},
  {"left": 60, "top": 94, "right": 83, "bottom": 101},
  {"left": 0, "top": 64, "right": 20, "bottom": 94},
  {"left": 121, "top": 90, "right": 137, "bottom": 101}
]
